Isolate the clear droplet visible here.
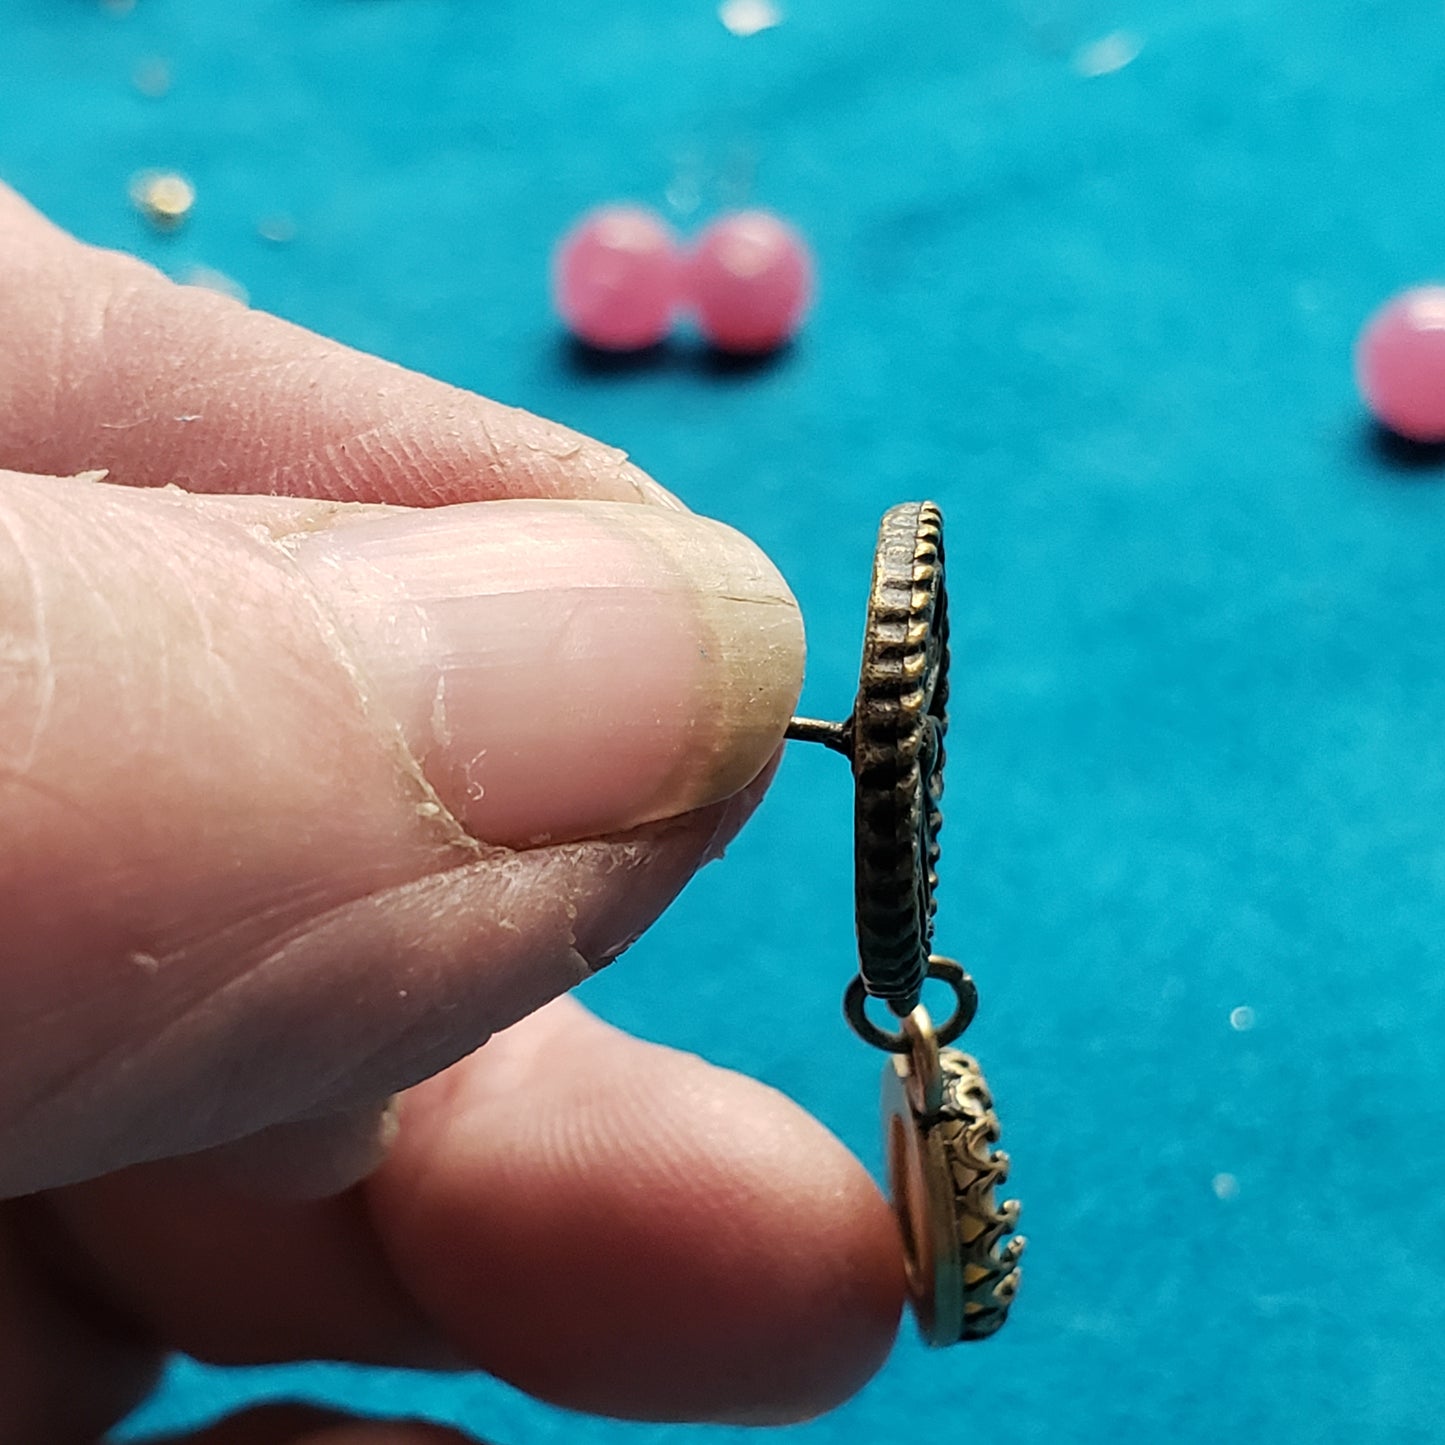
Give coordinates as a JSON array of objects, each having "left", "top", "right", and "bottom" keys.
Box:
[
  {"left": 719, "top": 0, "right": 782, "bottom": 36},
  {"left": 180, "top": 265, "right": 248, "bottom": 306},
  {"left": 132, "top": 58, "right": 171, "bottom": 98},
  {"left": 257, "top": 213, "right": 298, "bottom": 245},
  {"left": 1073, "top": 30, "right": 1143, "bottom": 78}
]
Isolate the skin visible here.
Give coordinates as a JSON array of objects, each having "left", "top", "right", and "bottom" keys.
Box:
[{"left": 0, "top": 185, "right": 904, "bottom": 1445}]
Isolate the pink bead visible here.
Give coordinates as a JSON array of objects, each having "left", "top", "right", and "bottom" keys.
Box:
[
  {"left": 687, "top": 211, "right": 813, "bottom": 354},
  {"left": 1356, "top": 286, "right": 1445, "bottom": 443},
  {"left": 553, "top": 206, "right": 682, "bottom": 351}
]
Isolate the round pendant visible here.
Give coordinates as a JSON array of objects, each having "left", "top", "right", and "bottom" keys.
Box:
[
  {"left": 881, "top": 1006, "right": 1024, "bottom": 1345},
  {"left": 851, "top": 500, "right": 949, "bottom": 1015}
]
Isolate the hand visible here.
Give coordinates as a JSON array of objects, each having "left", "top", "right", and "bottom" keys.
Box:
[{"left": 0, "top": 186, "right": 903, "bottom": 1444}]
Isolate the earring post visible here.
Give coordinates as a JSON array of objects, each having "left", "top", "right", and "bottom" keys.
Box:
[{"left": 785, "top": 716, "right": 853, "bottom": 756}]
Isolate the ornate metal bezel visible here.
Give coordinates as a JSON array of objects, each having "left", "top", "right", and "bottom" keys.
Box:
[
  {"left": 850, "top": 500, "right": 949, "bottom": 1015},
  {"left": 882, "top": 1008, "right": 1024, "bottom": 1345}
]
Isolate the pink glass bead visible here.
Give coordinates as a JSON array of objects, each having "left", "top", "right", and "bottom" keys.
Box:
[
  {"left": 1356, "top": 286, "right": 1445, "bottom": 443},
  {"left": 553, "top": 206, "right": 682, "bottom": 351},
  {"left": 687, "top": 211, "right": 813, "bottom": 354}
]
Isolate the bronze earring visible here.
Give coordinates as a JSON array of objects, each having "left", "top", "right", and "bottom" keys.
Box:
[{"left": 786, "top": 501, "right": 1024, "bottom": 1346}]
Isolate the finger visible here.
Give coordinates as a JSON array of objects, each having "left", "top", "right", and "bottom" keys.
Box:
[
  {"left": 0, "top": 472, "right": 802, "bottom": 1195},
  {"left": 0, "top": 183, "right": 678, "bottom": 508},
  {"left": 0, "top": 1203, "right": 160, "bottom": 1445},
  {"left": 39, "top": 1001, "right": 904, "bottom": 1425},
  {"left": 174, "top": 1099, "right": 401, "bottom": 1202},
  {"left": 150, "top": 1410, "right": 470, "bottom": 1445},
  {"left": 371, "top": 1001, "right": 904, "bottom": 1423}
]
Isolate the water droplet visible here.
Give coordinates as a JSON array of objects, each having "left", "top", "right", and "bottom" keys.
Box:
[
  {"left": 1229, "top": 1005, "right": 1256, "bottom": 1032},
  {"left": 1073, "top": 31, "right": 1143, "bottom": 78},
  {"left": 257, "top": 213, "right": 298, "bottom": 245},
  {"left": 180, "top": 265, "right": 248, "bottom": 305},
  {"left": 665, "top": 176, "right": 701, "bottom": 217},
  {"left": 132, "top": 58, "right": 171, "bottom": 98},
  {"left": 719, "top": 0, "right": 782, "bottom": 36}
]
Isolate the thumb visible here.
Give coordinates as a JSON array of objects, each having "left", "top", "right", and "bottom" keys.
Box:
[{"left": 0, "top": 471, "right": 803, "bottom": 1196}]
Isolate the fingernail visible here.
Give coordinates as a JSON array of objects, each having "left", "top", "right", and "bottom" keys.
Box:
[{"left": 291, "top": 499, "right": 803, "bottom": 847}]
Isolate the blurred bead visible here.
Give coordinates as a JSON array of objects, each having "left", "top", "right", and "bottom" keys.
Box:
[
  {"left": 132, "top": 58, "right": 171, "bottom": 98},
  {"left": 257, "top": 213, "right": 298, "bottom": 245},
  {"left": 180, "top": 264, "right": 248, "bottom": 305},
  {"left": 553, "top": 206, "right": 682, "bottom": 351},
  {"left": 129, "top": 170, "right": 194, "bottom": 231},
  {"left": 688, "top": 211, "right": 812, "bottom": 353},
  {"left": 1356, "top": 286, "right": 1445, "bottom": 442}
]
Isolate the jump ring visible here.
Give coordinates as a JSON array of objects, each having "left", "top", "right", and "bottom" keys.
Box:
[{"left": 844, "top": 957, "right": 979, "bottom": 1053}]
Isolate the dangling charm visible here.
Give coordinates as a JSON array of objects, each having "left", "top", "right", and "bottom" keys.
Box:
[
  {"left": 883, "top": 1007, "right": 1023, "bottom": 1344},
  {"left": 787, "top": 500, "right": 1025, "bottom": 1346}
]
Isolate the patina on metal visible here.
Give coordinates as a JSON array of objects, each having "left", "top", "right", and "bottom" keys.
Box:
[
  {"left": 785, "top": 500, "right": 1024, "bottom": 1347},
  {"left": 842, "top": 954, "right": 976, "bottom": 1054},
  {"left": 787, "top": 499, "right": 948, "bottom": 1015},
  {"left": 883, "top": 1008, "right": 1024, "bottom": 1344}
]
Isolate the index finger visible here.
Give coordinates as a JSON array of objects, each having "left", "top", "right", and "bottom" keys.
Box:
[{"left": 0, "top": 184, "right": 676, "bottom": 509}]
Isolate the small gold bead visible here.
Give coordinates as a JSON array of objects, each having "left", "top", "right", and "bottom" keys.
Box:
[{"left": 130, "top": 171, "right": 194, "bottom": 231}]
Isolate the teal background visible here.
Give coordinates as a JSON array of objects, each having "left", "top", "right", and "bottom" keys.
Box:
[{"left": 4, "top": 0, "right": 1445, "bottom": 1440}]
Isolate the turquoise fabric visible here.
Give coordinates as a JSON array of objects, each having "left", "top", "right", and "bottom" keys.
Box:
[{"left": 3, "top": 0, "right": 1444, "bottom": 1440}]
